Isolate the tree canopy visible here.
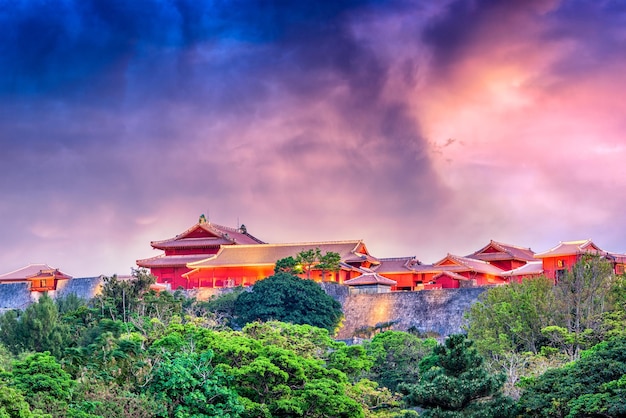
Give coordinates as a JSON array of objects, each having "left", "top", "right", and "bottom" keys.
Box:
[
  {"left": 234, "top": 272, "right": 343, "bottom": 332},
  {"left": 401, "top": 334, "right": 517, "bottom": 418}
]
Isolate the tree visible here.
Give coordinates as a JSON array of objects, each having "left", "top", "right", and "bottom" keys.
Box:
[
  {"left": 365, "top": 331, "right": 437, "bottom": 393},
  {"left": 9, "top": 352, "right": 74, "bottom": 416},
  {"left": 316, "top": 251, "right": 341, "bottom": 281},
  {"left": 401, "top": 334, "right": 517, "bottom": 418},
  {"left": 148, "top": 350, "right": 243, "bottom": 418},
  {"left": 519, "top": 337, "right": 626, "bottom": 417},
  {"left": 274, "top": 256, "right": 303, "bottom": 275},
  {"left": 297, "top": 249, "right": 319, "bottom": 280},
  {"left": 548, "top": 255, "right": 616, "bottom": 360},
  {"left": 0, "top": 386, "right": 50, "bottom": 418},
  {"left": 234, "top": 272, "right": 343, "bottom": 332},
  {"left": 465, "top": 276, "right": 556, "bottom": 358},
  {"left": 151, "top": 321, "right": 365, "bottom": 418},
  {"left": 275, "top": 249, "right": 342, "bottom": 281},
  {"left": 0, "top": 294, "right": 70, "bottom": 357},
  {"left": 95, "top": 269, "right": 155, "bottom": 322}
]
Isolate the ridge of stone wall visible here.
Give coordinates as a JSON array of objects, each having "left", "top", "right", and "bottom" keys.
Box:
[
  {"left": 0, "top": 283, "right": 32, "bottom": 311},
  {"left": 336, "top": 288, "right": 486, "bottom": 339}
]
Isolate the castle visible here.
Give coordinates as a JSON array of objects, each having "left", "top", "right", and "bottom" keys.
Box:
[
  {"left": 2, "top": 217, "right": 624, "bottom": 307},
  {"left": 136, "top": 216, "right": 626, "bottom": 293}
]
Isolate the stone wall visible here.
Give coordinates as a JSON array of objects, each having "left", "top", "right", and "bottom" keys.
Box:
[
  {"left": 0, "top": 277, "right": 105, "bottom": 311},
  {"left": 336, "top": 288, "right": 486, "bottom": 339},
  {"left": 56, "top": 277, "right": 104, "bottom": 300},
  {"left": 0, "top": 283, "right": 32, "bottom": 311}
]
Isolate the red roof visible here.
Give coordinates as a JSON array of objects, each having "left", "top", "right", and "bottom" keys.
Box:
[
  {"left": 0, "top": 264, "right": 73, "bottom": 282},
  {"left": 373, "top": 257, "right": 420, "bottom": 274},
  {"left": 468, "top": 240, "right": 536, "bottom": 262},
  {"left": 432, "top": 271, "right": 470, "bottom": 281},
  {"left": 185, "top": 240, "right": 374, "bottom": 270},
  {"left": 136, "top": 254, "right": 212, "bottom": 268},
  {"left": 428, "top": 254, "right": 505, "bottom": 275},
  {"left": 501, "top": 261, "right": 544, "bottom": 277},
  {"left": 151, "top": 221, "right": 265, "bottom": 250},
  {"left": 344, "top": 273, "right": 397, "bottom": 286},
  {"left": 534, "top": 240, "right": 605, "bottom": 258}
]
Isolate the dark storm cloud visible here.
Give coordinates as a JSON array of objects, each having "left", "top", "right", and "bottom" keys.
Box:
[
  {"left": 0, "top": 0, "right": 384, "bottom": 95},
  {"left": 0, "top": 0, "right": 455, "bottom": 274},
  {"left": 422, "top": 0, "right": 562, "bottom": 74}
]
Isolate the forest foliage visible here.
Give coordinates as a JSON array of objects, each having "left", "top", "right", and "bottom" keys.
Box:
[{"left": 0, "top": 255, "right": 624, "bottom": 417}]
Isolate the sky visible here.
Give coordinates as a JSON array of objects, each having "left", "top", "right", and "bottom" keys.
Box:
[{"left": 1, "top": 0, "right": 625, "bottom": 277}]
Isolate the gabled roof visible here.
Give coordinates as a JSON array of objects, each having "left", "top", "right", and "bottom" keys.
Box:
[
  {"left": 432, "top": 271, "right": 470, "bottom": 281},
  {"left": 426, "top": 254, "right": 505, "bottom": 275},
  {"left": 501, "top": 261, "right": 544, "bottom": 277},
  {"left": 468, "top": 240, "right": 536, "bottom": 262},
  {"left": 608, "top": 252, "right": 626, "bottom": 264},
  {"left": 0, "top": 264, "right": 72, "bottom": 282},
  {"left": 534, "top": 240, "right": 604, "bottom": 258},
  {"left": 344, "top": 273, "right": 397, "bottom": 286},
  {"left": 27, "top": 269, "right": 72, "bottom": 281},
  {"left": 151, "top": 221, "right": 265, "bottom": 250},
  {"left": 136, "top": 254, "right": 213, "bottom": 268},
  {"left": 186, "top": 240, "right": 374, "bottom": 269},
  {"left": 373, "top": 257, "right": 420, "bottom": 274}
]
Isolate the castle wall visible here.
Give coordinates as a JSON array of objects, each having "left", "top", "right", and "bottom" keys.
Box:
[
  {"left": 0, "top": 283, "right": 32, "bottom": 311},
  {"left": 335, "top": 287, "right": 486, "bottom": 339}
]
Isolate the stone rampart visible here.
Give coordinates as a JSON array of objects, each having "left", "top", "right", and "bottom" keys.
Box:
[{"left": 336, "top": 288, "right": 486, "bottom": 339}]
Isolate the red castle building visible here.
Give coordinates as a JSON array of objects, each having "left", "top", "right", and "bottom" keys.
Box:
[
  {"left": 136, "top": 215, "right": 265, "bottom": 289},
  {"left": 0, "top": 264, "right": 72, "bottom": 292},
  {"left": 534, "top": 239, "right": 626, "bottom": 282},
  {"left": 137, "top": 217, "right": 626, "bottom": 292},
  {"left": 136, "top": 219, "right": 543, "bottom": 291}
]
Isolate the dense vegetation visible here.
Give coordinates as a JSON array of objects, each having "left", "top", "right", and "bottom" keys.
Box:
[{"left": 0, "top": 255, "right": 623, "bottom": 417}]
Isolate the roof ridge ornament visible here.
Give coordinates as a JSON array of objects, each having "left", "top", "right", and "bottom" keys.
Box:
[{"left": 198, "top": 214, "right": 207, "bottom": 224}]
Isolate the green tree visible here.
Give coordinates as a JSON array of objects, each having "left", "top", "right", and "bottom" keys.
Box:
[
  {"left": 71, "top": 383, "right": 164, "bottom": 418},
  {"left": 8, "top": 352, "right": 74, "bottom": 416},
  {"left": 200, "top": 287, "right": 246, "bottom": 328},
  {"left": 401, "top": 334, "right": 517, "bottom": 418},
  {"left": 548, "top": 255, "right": 615, "bottom": 360},
  {"left": 274, "top": 256, "right": 303, "bottom": 275},
  {"left": 0, "top": 386, "right": 50, "bottom": 418},
  {"left": 316, "top": 251, "right": 341, "bottom": 281},
  {"left": 365, "top": 331, "right": 437, "bottom": 393},
  {"left": 94, "top": 269, "right": 155, "bottom": 322},
  {"left": 234, "top": 272, "right": 343, "bottom": 332},
  {"left": 151, "top": 321, "right": 365, "bottom": 418},
  {"left": 519, "top": 336, "right": 626, "bottom": 418},
  {"left": 148, "top": 349, "right": 243, "bottom": 418},
  {"left": 0, "top": 294, "right": 70, "bottom": 357},
  {"left": 297, "top": 249, "right": 320, "bottom": 280},
  {"left": 466, "top": 276, "right": 556, "bottom": 357}
]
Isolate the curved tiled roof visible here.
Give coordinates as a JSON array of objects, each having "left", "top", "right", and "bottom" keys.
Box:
[
  {"left": 430, "top": 254, "right": 505, "bottom": 275},
  {"left": 344, "top": 272, "right": 397, "bottom": 286},
  {"left": 468, "top": 240, "right": 536, "bottom": 262},
  {"left": 136, "top": 254, "right": 212, "bottom": 268},
  {"left": 0, "top": 264, "right": 72, "bottom": 282},
  {"left": 373, "top": 257, "right": 420, "bottom": 273},
  {"left": 432, "top": 271, "right": 470, "bottom": 281},
  {"left": 151, "top": 222, "right": 265, "bottom": 249},
  {"left": 534, "top": 240, "right": 602, "bottom": 258},
  {"left": 501, "top": 261, "right": 544, "bottom": 277},
  {"left": 187, "top": 240, "right": 372, "bottom": 268}
]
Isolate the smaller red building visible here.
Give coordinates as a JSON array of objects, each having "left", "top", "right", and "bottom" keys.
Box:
[
  {"left": 534, "top": 239, "right": 626, "bottom": 282},
  {"left": 415, "top": 254, "right": 509, "bottom": 289},
  {"left": 372, "top": 257, "right": 421, "bottom": 291},
  {"left": 0, "top": 264, "right": 72, "bottom": 292}
]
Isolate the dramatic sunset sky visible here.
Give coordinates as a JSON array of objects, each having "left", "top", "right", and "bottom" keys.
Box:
[{"left": 1, "top": 0, "right": 625, "bottom": 276}]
